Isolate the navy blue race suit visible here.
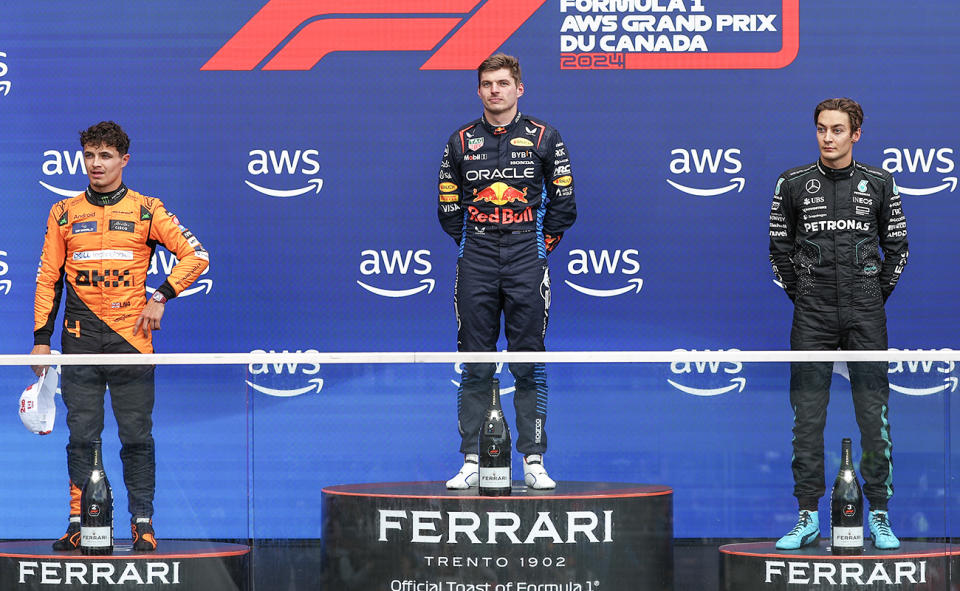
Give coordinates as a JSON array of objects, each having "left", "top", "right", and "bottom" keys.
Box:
[
  {"left": 769, "top": 159, "right": 908, "bottom": 510},
  {"left": 438, "top": 112, "right": 576, "bottom": 455}
]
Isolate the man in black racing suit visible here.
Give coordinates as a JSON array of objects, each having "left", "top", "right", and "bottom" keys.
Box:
[
  {"left": 770, "top": 98, "right": 908, "bottom": 550},
  {"left": 438, "top": 53, "right": 576, "bottom": 490}
]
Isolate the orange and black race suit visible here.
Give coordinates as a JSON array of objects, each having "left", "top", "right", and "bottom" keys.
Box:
[
  {"left": 33, "top": 184, "right": 209, "bottom": 519},
  {"left": 35, "top": 185, "right": 209, "bottom": 352}
]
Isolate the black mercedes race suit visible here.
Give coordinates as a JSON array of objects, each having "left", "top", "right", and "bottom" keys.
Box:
[
  {"left": 438, "top": 112, "right": 576, "bottom": 456},
  {"left": 769, "top": 160, "right": 908, "bottom": 510}
]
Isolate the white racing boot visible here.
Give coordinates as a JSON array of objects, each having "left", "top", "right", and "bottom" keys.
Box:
[
  {"left": 446, "top": 454, "right": 479, "bottom": 489},
  {"left": 523, "top": 454, "right": 556, "bottom": 489}
]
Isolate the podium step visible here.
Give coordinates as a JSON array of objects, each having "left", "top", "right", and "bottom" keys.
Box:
[
  {"left": 0, "top": 540, "right": 249, "bottom": 590},
  {"left": 720, "top": 540, "right": 960, "bottom": 590},
  {"left": 321, "top": 481, "right": 674, "bottom": 591}
]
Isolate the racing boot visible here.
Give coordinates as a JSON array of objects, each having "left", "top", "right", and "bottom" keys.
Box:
[
  {"left": 53, "top": 482, "right": 82, "bottom": 551},
  {"left": 523, "top": 454, "right": 556, "bottom": 490},
  {"left": 132, "top": 517, "right": 157, "bottom": 551},
  {"left": 776, "top": 510, "right": 820, "bottom": 549},
  {"left": 52, "top": 517, "right": 81, "bottom": 551},
  {"left": 445, "top": 454, "right": 479, "bottom": 489},
  {"left": 869, "top": 510, "right": 900, "bottom": 549}
]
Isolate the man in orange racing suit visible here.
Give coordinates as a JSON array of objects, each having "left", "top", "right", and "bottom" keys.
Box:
[{"left": 31, "top": 121, "right": 209, "bottom": 552}]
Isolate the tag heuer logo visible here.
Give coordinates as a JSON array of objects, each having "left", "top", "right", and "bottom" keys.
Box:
[{"left": 468, "top": 137, "right": 484, "bottom": 152}]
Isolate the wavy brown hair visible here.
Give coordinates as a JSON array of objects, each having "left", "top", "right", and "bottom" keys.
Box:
[{"left": 80, "top": 121, "right": 130, "bottom": 155}]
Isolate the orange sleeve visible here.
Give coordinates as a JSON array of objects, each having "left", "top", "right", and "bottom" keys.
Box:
[
  {"left": 33, "top": 201, "right": 68, "bottom": 345},
  {"left": 149, "top": 201, "right": 209, "bottom": 299}
]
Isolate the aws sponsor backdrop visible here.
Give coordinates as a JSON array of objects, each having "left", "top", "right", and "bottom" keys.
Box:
[{"left": 0, "top": 1, "right": 957, "bottom": 540}]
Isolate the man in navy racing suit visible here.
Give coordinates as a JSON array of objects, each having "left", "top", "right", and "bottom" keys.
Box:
[
  {"left": 438, "top": 53, "right": 576, "bottom": 490},
  {"left": 770, "top": 98, "right": 908, "bottom": 550}
]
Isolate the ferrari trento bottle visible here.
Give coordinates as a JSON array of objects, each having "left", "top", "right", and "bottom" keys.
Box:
[
  {"left": 830, "top": 438, "right": 864, "bottom": 555},
  {"left": 81, "top": 439, "right": 114, "bottom": 555},
  {"left": 479, "top": 379, "right": 512, "bottom": 496}
]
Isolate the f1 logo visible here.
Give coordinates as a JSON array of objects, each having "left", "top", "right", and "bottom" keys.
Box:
[{"left": 202, "top": 0, "right": 548, "bottom": 71}]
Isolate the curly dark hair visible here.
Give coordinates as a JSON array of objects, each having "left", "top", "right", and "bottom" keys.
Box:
[
  {"left": 814, "top": 98, "right": 863, "bottom": 132},
  {"left": 79, "top": 121, "right": 130, "bottom": 155}
]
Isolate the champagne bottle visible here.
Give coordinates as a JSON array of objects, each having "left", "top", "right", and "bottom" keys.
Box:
[
  {"left": 830, "top": 437, "right": 863, "bottom": 555},
  {"left": 478, "top": 379, "right": 511, "bottom": 496},
  {"left": 81, "top": 439, "right": 113, "bottom": 555}
]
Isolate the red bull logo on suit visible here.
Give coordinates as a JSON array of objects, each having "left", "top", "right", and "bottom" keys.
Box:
[{"left": 472, "top": 182, "right": 528, "bottom": 206}]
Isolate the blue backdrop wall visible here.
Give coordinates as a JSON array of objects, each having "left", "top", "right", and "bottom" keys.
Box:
[{"left": 0, "top": 1, "right": 957, "bottom": 540}]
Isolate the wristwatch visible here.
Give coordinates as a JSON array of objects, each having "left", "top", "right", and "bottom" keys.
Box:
[{"left": 151, "top": 291, "right": 167, "bottom": 304}]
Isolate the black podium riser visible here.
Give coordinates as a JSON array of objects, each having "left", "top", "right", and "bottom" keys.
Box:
[
  {"left": 0, "top": 541, "right": 250, "bottom": 591},
  {"left": 321, "top": 491, "right": 673, "bottom": 591},
  {"left": 722, "top": 548, "right": 960, "bottom": 591}
]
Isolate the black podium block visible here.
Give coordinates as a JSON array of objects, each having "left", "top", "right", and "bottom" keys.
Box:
[
  {"left": 321, "top": 481, "right": 673, "bottom": 591},
  {"left": 720, "top": 540, "right": 960, "bottom": 590},
  {"left": 0, "top": 540, "right": 249, "bottom": 591}
]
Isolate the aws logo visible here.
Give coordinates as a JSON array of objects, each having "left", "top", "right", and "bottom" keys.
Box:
[
  {"left": 0, "top": 250, "right": 10, "bottom": 295},
  {"left": 881, "top": 148, "right": 957, "bottom": 196},
  {"left": 202, "top": 0, "right": 547, "bottom": 71},
  {"left": 564, "top": 248, "right": 642, "bottom": 297},
  {"left": 0, "top": 51, "right": 10, "bottom": 96},
  {"left": 147, "top": 251, "right": 213, "bottom": 298},
  {"left": 888, "top": 350, "right": 957, "bottom": 396},
  {"left": 831, "top": 354, "right": 957, "bottom": 397},
  {"left": 451, "top": 357, "right": 516, "bottom": 396},
  {"left": 667, "top": 148, "right": 744, "bottom": 197},
  {"left": 246, "top": 350, "right": 324, "bottom": 397},
  {"left": 246, "top": 149, "right": 324, "bottom": 197},
  {"left": 39, "top": 149, "right": 86, "bottom": 197},
  {"left": 357, "top": 249, "right": 435, "bottom": 298},
  {"left": 667, "top": 349, "right": 746, "bottom": 396}
]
